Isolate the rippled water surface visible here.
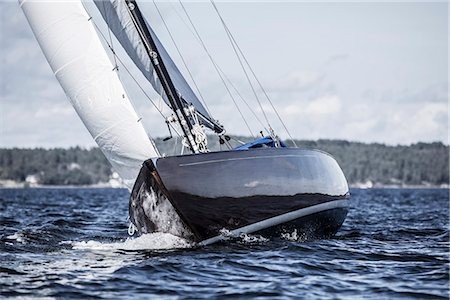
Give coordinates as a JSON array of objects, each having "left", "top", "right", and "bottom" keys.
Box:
[{"left": 1, "top": 188, "right": 448, "bottom": 299}]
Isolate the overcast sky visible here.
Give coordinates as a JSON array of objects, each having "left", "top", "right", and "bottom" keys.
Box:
[{"left": 0, "top": 1, "right": 448, "bottom": 148}]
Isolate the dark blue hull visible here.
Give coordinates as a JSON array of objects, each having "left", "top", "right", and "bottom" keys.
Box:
[{"left": 129, "top": 148, "right": 349, "bottom": 244}]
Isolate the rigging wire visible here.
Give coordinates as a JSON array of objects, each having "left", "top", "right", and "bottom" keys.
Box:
[
  {"left": 217, "top": 65, "right": 269, "bottom": 134},
  {"left": 210, "top": 0, "right": 272, "bottom": 133},
  {"left": 102, "top": 1, "right": 119, "bottom": 72},
  {"left": 168, "top": 2, "right": 267, "bottom": 134},
  {"left": 152, "top": 0, "right": 212, "bottom": 117},
  {"left": 210, "top": 0, "right": 299, "bottom": 147},
  {"left": 87, "top": 11, "right": 183, "bottom": 140},
  {"left": 177, "top": 0, "right": 255, "bottom": 138}
]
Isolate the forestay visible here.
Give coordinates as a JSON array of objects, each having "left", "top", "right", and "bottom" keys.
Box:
[
  {"left": 94, "top": 0, "right": 214, "bottom": 128},
  {"left": 20, "top": 0, "right": 159, "bottom": 188}
]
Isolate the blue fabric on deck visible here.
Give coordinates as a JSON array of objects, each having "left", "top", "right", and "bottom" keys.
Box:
[{"left": 234, "top": 136, "right": 287, "bottom": 150}]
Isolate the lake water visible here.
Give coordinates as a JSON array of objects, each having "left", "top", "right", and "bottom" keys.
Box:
[{"left": 1, "top": 188, "right": 448, "bottom": 299}]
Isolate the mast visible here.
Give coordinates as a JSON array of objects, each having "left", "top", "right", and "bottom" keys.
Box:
[{"left": 124, "top": 0, "right": 201, "bottom": 153}]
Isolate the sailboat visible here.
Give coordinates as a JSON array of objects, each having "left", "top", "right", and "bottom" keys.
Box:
[{"left": 20, "top": 0, "right": 349, "bottom": 245}]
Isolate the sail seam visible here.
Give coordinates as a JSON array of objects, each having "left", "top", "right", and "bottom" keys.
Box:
[
  {"left": 54, "top": 56, "right": 84, "bottom": 75},
  {"left": 92, "top": 118, "right": 133, "bottom": 142}
]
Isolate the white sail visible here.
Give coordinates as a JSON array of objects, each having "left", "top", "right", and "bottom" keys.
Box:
[{"left": 20, "top": 0, "right": 159, "bottom": 188}]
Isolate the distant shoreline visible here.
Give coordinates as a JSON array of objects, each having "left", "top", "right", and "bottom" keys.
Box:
[
  {"left": 1, "top": 141, "right": 448, "bottom": 188},
  {"left": 0, "top": 180, "right": 126, "bottom": 189}
]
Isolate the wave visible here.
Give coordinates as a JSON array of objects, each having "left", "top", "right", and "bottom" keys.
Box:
[{"left": 68, "top": 232, "right": 193, "bottom": 251}]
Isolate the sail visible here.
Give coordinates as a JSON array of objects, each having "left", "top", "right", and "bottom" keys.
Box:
[
  {"left": 94, "top": 0, "right": 213, "bottom": 126},
  {"left": 20, "top": 0, "right": 159, "bottom": 189}
]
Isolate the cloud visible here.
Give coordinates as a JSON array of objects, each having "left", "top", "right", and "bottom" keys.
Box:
[
  {"left": 282, "top": 95, "right": 341, "bottom": 116},
  {"left": 338, "top": 84, "right": 449, "bottom": 145},
  {"left": 248, "top": 72, "right": 448, "bottom": 145},
  {"left": 305, "top": 95, "right": 341, "bottom": 115},
  {"left": 0, "top": 99, "right": 95, "bottom": 148},
  {"left": 402, "top": 82, "right": 448, "bottom": 103}
]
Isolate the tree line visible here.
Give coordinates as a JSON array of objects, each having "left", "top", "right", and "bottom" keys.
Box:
[{"left": 0, "top": 138, "right": 448, "bottom": 186}]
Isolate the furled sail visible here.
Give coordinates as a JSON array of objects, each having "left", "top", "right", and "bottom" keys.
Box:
[
  {"left": 20, "top": 0, "right": 159, "bottom": 188},
  {"left": 94, "top": 0, "right": 216, "bottom": 129}
]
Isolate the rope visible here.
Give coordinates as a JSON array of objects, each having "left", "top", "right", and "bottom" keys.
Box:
[
  {"left": 128, "top": 222, "right": 136, "bottom": 236},
  {"left": 191, "top": 124, "right": 208, "bottom": 152}
]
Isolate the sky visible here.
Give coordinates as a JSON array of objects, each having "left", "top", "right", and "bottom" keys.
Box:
[{"left": 0, "top": 1, "right": 448, "bottom": 148}]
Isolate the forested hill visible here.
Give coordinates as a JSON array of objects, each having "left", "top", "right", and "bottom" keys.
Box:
[{"left": 0, "top": 138, "right": 448, "bottom": 187}]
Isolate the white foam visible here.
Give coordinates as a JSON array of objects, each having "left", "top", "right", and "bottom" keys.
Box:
[
  {"left": 238, "top": 233, "right": 269, "bottom": 244},
  {"left": 69, "top": 232, "right": 193, "bottom": 251},
  {"left": 216, "top": 228, "right": 269, "bottom": 244},
  {"left": 218, "top": 228, "right": 234, "bottom": 240},
  {"left": 281, "top": 229, "right": 307, "bottom": 242},
  {"left": 6, "top": 232, "right": 25, "bottom": 243}
]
